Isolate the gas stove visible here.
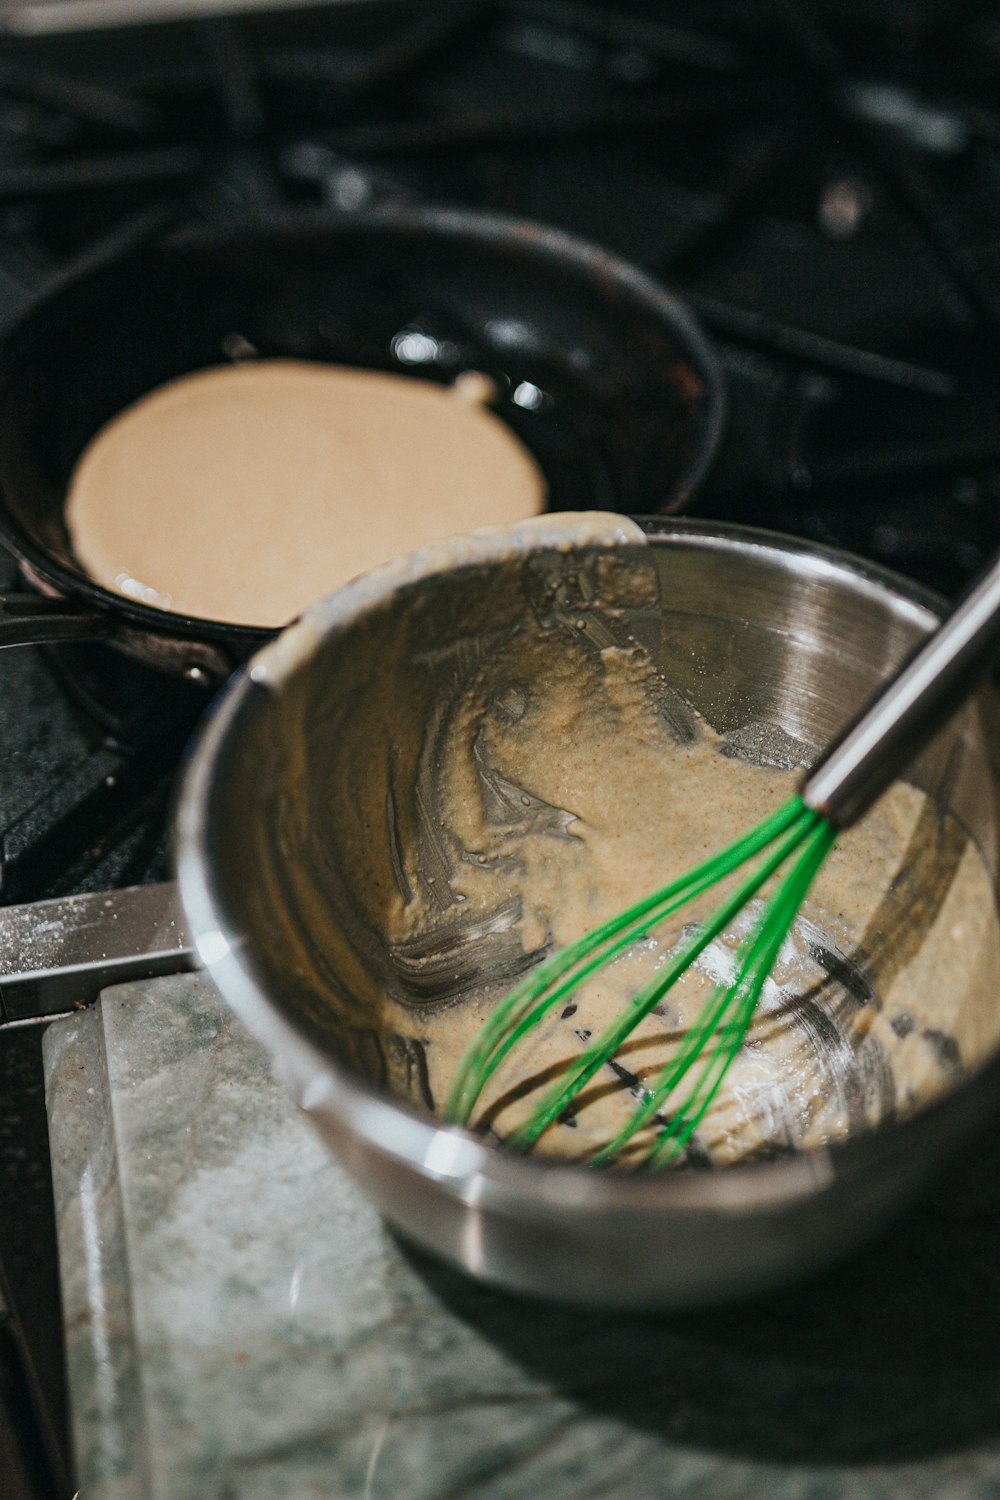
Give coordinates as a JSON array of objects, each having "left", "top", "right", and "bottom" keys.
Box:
[{"left": 2, "top": 3, "right": 1000, "bottom": 1496}]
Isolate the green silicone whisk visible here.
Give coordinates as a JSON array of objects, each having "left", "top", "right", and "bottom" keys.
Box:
[{"left": 445, "top": 550, "right": 1000, "bottom": 1169}]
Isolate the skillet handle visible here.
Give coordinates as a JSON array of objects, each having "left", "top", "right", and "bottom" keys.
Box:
[{"left": 0, "top": 592, "right": 113, "bottom": 648}]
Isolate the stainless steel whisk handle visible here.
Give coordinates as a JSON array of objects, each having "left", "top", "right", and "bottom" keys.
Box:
[{"left": 802, "top": 551, "right": 1000, "bottom": 830}]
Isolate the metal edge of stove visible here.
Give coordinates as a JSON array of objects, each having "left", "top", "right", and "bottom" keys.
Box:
[
  {"left": 0, "top": 882, "right": 195, "bottom": 1498},
  {"left": 0, "top": 884, "right": 195, "bottom": 1027},
  {"left": 0, "top": 0, "right": 361, "bottom": 36}
]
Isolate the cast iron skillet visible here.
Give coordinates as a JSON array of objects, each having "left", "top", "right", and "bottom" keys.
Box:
[{"left": 0, "top": 204, "right": 724, "bottom": 679}]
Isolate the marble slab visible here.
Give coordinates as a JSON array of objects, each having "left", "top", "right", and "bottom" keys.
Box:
[{"left": 43, "top": 973, "right": 1000, "bottom": 1500}]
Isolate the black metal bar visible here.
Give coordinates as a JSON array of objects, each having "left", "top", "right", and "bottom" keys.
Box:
[
  {"left": 198, "top": 16, "right": 266, "bottom": 139},
  {"left": 652, "top": 128, "right": 799, "bottom": 277},
  {"left": 774, "top": 0, "right": 1000, "bottom": 346},
  {"left": 0, "top": 145, "right": 200, "bottom": 199},
  {"left": 345, "top": 0, "right": 491, "bottom": 101},
  {"left": 682, "top": 290, "right": 957, "bottom": 398},
  {"left": 508, "top": 0, "right": 747, "bottom": 72},
  {"left": 0, "top": 57, "right": 160, "bottom": 135},
  {"left": 866, "top": 141, "right": 1000, "bottom": 343},
  {"left": 798, "top": 434, "right": 1000, "bottom": 490},
  {"left": 323, "top": 78, "right": 785, "bottom": 155},
  {"left": 26, "top": 197, "right": 187, "bottom": 307},
  {"left": 254, "top": 2, "right": 490, "bottom": 121}
]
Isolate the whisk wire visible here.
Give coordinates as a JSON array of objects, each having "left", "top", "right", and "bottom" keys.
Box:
[
  {"left": 507, "top": 798, "right": 823, "bottom": 1153},
  {"left": 639, "top": 816, "right": 837, "bottom": 1169},
  {"left": 445, "top": 793, "right": 811, "bottom": 1129},
  {"left": 451, "top": 852, "right": 763, "bottom": 1125}
]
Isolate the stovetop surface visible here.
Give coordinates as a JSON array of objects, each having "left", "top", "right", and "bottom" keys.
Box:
[{"left": 2, "top": 2, "right": 1000, "bottom": 1495}]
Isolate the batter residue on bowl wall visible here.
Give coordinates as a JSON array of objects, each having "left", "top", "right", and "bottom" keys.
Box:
[
  {"left": 65, "top": 359, "right": 546, "bottom": 627},
  {"left": 249, "top": 541, "right": 1000, "bottom": 1169},
  {"left": 363, "top": 575, "right": 1000, "bottom": 1167}
]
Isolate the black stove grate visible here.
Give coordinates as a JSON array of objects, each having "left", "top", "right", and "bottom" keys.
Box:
[{"left": 0, "top": 1, "right": 995, "bottom": 605}]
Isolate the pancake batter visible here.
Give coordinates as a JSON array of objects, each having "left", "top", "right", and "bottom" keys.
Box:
[{"left": 65, "top": 359, "right": 546, "bottom": 627}]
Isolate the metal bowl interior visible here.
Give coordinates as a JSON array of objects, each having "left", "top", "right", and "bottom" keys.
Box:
[
  {"left": 176, "top": 515, "right": 1000, "bottom": 1308},
  {"left": 0, "top": 206, "right": 722, "bottom": 648}
]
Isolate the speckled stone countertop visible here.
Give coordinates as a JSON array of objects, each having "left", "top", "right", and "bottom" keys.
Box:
[{"left": 42, "top": 973, "right": 1000, "bottom": 1500}]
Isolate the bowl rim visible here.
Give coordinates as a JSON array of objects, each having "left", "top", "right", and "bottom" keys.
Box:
[{"left": 175, "top": 513, "right": 998, "bottom": 1218}]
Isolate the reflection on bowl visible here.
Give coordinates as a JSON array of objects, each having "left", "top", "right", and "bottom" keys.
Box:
[{"left": 177, "top": 514, "right": 1000, "bottom": 1308}]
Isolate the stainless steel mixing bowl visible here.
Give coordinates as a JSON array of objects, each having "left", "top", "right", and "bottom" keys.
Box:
[{"left": 175, "top": 514, "right": 1000, "bottom": 1308}]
